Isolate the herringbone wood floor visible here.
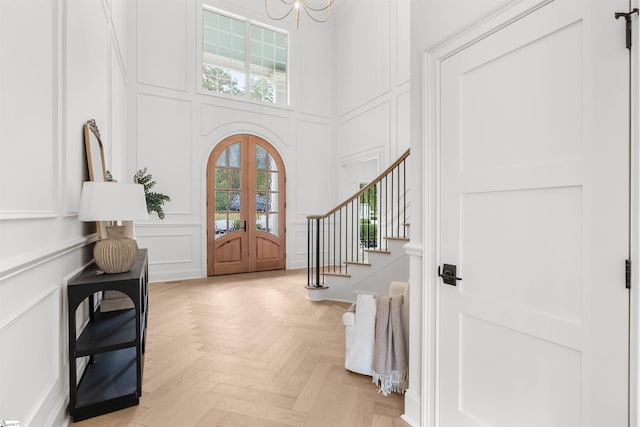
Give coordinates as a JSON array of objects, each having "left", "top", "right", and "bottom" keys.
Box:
[{"left": 71, "top": 268, "right": 408, "bottom": 427}]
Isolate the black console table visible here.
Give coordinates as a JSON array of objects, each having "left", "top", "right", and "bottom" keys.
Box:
[{"left": 67, "top": 249, "right": 148, "bottom": 421}]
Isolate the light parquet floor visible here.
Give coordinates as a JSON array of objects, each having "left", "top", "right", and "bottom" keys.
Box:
[{"left": 71, "top": 268, "right": 408, "bottom": 427}]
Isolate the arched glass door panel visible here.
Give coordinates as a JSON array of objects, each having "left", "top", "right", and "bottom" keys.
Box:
[
  {"left": 207, "top": 135, "right": 286, "bottom": 276},
  {"left": 255, "top": 144, "right": 280, "bottom": 237},
  {"left": 214, "top": 142, "right": 242, "bottom": 238}
]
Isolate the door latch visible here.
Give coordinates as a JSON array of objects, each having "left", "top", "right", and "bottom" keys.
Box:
[
  {"left": 438, "top": 264, "right": 462, "bottom": 286},
  {"left": 615, "top": 8, "right": 639, "bottom": 49}
]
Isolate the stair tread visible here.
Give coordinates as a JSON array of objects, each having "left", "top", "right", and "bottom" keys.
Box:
[
  {"left": 344, "top": 262, "right": 371, "bottom": 266},
  {"left": 321, "top": 272, "right": 352, "bottom": 278},
  {"left": 365, "top": 249, "right": 391, "bottom": 254},
  {"left": 385, "top": 237, "right": 409, "bottom": 241}
]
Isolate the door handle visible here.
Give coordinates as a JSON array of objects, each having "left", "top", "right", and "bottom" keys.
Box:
[
  {"left": 438, "top": 264, "right": 462, "bottom": 286},
  {"left": 243, "top": 221, "right": 247, "bottom": 232}
]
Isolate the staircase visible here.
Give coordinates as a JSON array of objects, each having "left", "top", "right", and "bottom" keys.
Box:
[{"left": 306, "top": 150, "right": 410, "bottom": 302}]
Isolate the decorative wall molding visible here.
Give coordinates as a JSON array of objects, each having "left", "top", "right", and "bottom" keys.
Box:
[
  {"left": 110, "top": 30, "right": 127, "bottom": 83},
  {"left": 338, "top": 145, "right": 385, "bottom": 166},
  {"left": 201, "top": 119, "right": 290, "bottom": 152},
  {"left": 136, "top": 0, "right": 188, "bottom": 91},
  {"left": 20, "top": 333, "right": 60, "bottom": 427},
  {"left": 0, "top": 286, "right": 61, "bottom": 427},
  {"left": 148, "top": 268, "right": 202, "bottom": 283},
  {"left": 403, "top": 242, "right": 424, "bottom": 257},
  {"left": 0, "top": 285, "right": 58, "bottom": 335},
  {"left": 0, "top": 212, "right": 58, "bottom": 221},
  {"left": 336, "top": 90, "right": 394, "bottom": 123},
  {"left": 402, "top": 389, "right": 421, "bottom": 427},
  {"left": 136, "top": 222, "right": 202, "bottom": 228},
  {"left": 334, "top": 0, "right": 391, "bottom": 117},
  {"left": 136, "top": 93, "right": 193, "bottom": 216},
  {"left": 136, "top": 233, "right": 194, "bottom": 266},
  {"left": 297, "top": 112, "right": 332, "bottom": 123},
  {"left": 0, "top": 235, "right": 96, "bottom": 282},
  {"left": 201, "top": 105, "right": 291, "bottom": 137}
]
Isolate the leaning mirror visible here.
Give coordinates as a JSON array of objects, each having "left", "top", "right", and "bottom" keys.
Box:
[
  {"left": 83, "top": 119, "right": 107, "bottom": 238},
  {"left": 84, "top": 119, "right": 106, "bottom": 182}
]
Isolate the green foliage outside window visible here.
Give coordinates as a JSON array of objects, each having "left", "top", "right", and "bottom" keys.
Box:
[
  {"left": 203, "top": 65, "right": 244, "bottom": 96},
  {"left": 359, "top": 218, "right": 377, "bottom": 248},
  {"left": 359, "top": 183, "right": 378, "bottom": 218},
  {"left": 250, "top": 78, "right": 274, "bottom": 103}
]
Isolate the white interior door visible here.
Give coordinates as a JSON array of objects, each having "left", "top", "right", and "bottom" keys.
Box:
[{"left": 437, "top": 0, "right": 630, "bottom": 426}]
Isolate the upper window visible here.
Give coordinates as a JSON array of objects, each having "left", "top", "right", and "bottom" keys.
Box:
[{"left": 202, "top": 9, "right": 288, "bottom": 106}]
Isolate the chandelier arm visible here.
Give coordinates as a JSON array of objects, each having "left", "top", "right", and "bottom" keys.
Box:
[
  {"left": 265, "top": 0, "right": 296, "bottom": 20},
  {"left": 302, "top": 6, "right": 331, "bottom": 23},
  {"left": 302, "top": 0, "right": 334, "bottom": 12}
]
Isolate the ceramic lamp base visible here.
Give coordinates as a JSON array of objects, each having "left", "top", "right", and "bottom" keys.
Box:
[{"left": 94, "top": 225, "right": 139, "bottom": 273}]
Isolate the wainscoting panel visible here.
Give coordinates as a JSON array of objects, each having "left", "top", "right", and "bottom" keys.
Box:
[
  {"left": 110, "top": 39, "right": 129, "bottom": 180},
  {"left": 136, "top": 224, "right": 202, "bottom": 282},
  {"left": 289, "top": 222, "right": 311, "bottom": 270},
  {"left": 0, "top": 0, "right": 56, "bottom": 218},
  {"left": 337, "top": 102, "right": 390, "bottom": 161},
  {"left": 200, "top": 102, "right": 291, "bottom": 142},
  {"left": 65, "top": 0, "right": 110, "bottom": 215},
  {"left": 136, "top": 0, "right": 187, "bottom": 91},
  {"left": 295, "top": 26, "right": 332, "bottom": 118},
  {"left": 0, "top": 287, "right": 59, "bottom": 423},
  {"left": 294, "top": 120, "right": 332, "bottom": 215},
  {"left": 0, "top": 243, "right": 92, "bottom": 427},
  {"left": 396, "top": 89, "right": 410, "bottom": 153},
  {"left": 334, "top": 0, "right": 391, "bottom": 116},
  {"left": 396, "top": 0, "right": 411, "bottom": 86},
  {"left": 137, "top": 93, "right": 192, "bottom": 216},
  {"left": 336, "top": 148, "right": 383, "bottom": 202},
  {"left": 110, "top": 0, "right": 128, "bottom": 72}
]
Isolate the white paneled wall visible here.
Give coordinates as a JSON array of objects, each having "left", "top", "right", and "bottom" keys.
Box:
[
  {"left": 0, "top": 0, "right": 128, "bottom": 425},
  {"left": 0, "top": 0, "right": 56, "bottom": 219},
  {"left": 333, "top": 0, "right": 411, "bottom": 200},
  {"left": 334, "top": 1, "right": 391, "bottom": 117},
  {"left": 129, "top": 0, "right": 410, "bottom": 280},
  {"left": 136, "top": 0, "right": 188, "bottom": 91},
  {"left": 136, "top": 94, "right": 193, "bottom": 215},
  {"left": 130, "top": 0, "right": 333, "bottom": 278}
]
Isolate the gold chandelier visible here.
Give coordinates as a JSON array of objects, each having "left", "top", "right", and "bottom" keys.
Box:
[{"left": 265, "top": 0, "right": 334, "bottom": 29}]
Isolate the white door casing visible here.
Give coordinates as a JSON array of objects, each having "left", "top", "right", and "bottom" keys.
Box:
[
  {"left": 426, "top": 0, "right": 630, "bottom": 426},
  {"left": 632, "top": 1, "right": 640, "bottom": 425}
]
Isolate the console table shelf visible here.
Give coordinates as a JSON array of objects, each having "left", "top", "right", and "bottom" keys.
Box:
[
  {"left": 67, "top": 249, "right": 148, "bottom": 421},
  {"left": 75, "top": 309, "right": 137, "bottom": 356}
]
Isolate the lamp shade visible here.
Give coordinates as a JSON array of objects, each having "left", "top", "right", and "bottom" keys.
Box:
[{"left": 79, "top": 182, "right": 149, "bottom": 222}]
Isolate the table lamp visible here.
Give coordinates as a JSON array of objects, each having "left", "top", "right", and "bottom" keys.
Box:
[{"left": 79, "top": 182, "right": 149, "bottom": 273}]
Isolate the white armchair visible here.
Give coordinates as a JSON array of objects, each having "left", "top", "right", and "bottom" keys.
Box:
[{"left": 342, "top": 281, "right": 409, "bottom": 376}]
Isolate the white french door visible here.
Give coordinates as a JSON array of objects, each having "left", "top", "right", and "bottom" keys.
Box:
[{"left": 435, "top": 0, "right": 630, "bottom": 425}]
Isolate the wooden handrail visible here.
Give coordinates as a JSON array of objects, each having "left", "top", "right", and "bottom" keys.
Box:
[{"left": 306, "top": 149, "right": 410, "bottom": 220}]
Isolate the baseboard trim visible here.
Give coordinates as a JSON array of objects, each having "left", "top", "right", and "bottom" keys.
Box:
[{"left": 402, "top": 389, "right": 421, "bottom": 426}]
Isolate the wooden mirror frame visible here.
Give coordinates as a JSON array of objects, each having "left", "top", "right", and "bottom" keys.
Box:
[
  {"left": 84, "top": 119, "right": 106, "bottom": 182},
  {"left": 83, "top": 119, "right": 108, "bottom": 238}
]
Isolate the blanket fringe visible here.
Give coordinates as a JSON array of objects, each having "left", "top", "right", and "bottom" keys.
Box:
[{"left": 372, "top": 369, "right": 407, "bottom": 396}]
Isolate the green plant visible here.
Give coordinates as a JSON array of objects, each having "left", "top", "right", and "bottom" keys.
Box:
[
  {"left": 359, "top": 183, "right": 377, "bottom": 216},
  {"left": 359, "top": 219, "right": 377, "bottom": 248},
  {"left": 133, "top": 167, "right": 171, "bottom": 220},
  {"left": 106, "top": 168, "right": 171, "bottom": 219}
]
